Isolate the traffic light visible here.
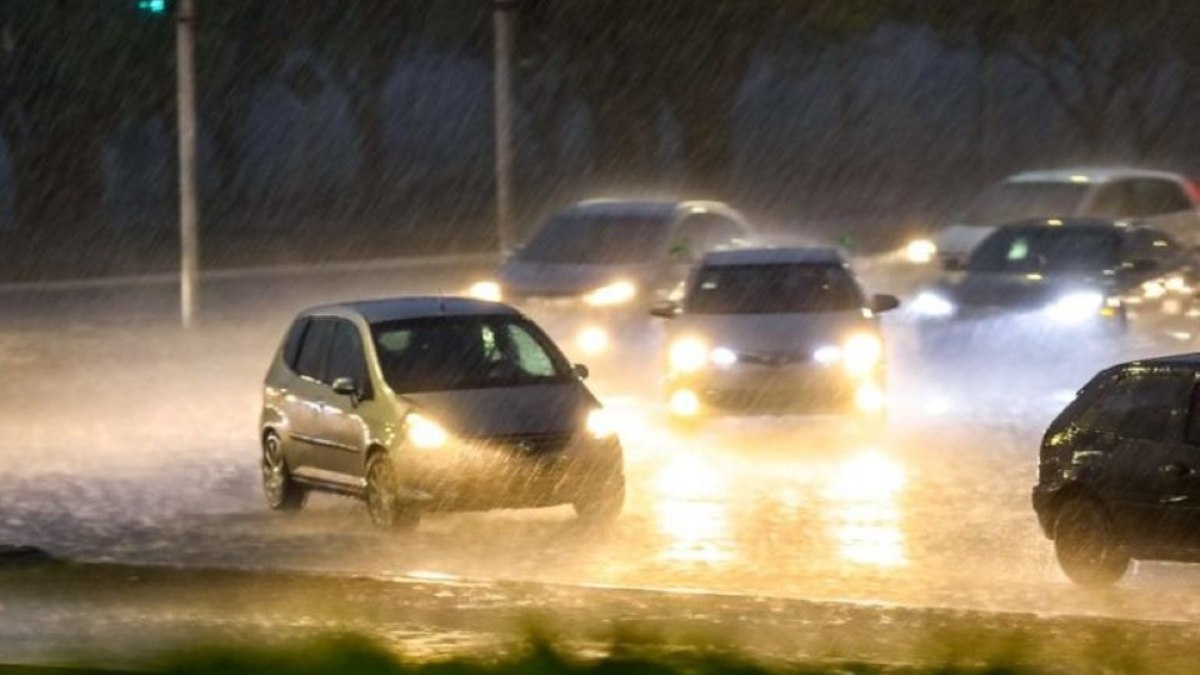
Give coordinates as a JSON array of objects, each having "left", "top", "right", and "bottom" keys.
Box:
[{"left": 135, "top": 0, "right": 167, "bottom": 15}]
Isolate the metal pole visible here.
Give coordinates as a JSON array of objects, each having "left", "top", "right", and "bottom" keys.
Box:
[
  {"left": 176, "top": 0, "right": 199, "bottom": 327},
  {"left": 492, "top": 0, "right": 516, "bottom": 254}
]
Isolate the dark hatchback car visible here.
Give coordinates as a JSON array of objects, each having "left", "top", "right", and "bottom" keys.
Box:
[
  {"left": 1033, "top": 355, "right": 1200, "bottom": 585},
  {"left": 260, "top": 298, "right": 625, "bottom": 530},
  {"left": 911, "top": 219, "right": 1195, "bottom": 354}
]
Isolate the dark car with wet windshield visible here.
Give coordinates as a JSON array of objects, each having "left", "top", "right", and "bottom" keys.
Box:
[
  {"left": 466, "top": 199, "right": 752, "bottom": 361},
  {"left": 259, "top": 297, "right": 625, "bottom": 530},
  {"left": 649, "top": 248, "right": 899, "bottom": 419},
  {"left": 1034, "top": 354, "right": 1200, "bottom": 585},
  {"left": 909, "top": 218, "right": 1196, "bottom": 353}
]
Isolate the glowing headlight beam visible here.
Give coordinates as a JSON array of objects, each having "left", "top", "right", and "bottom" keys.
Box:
[
  {"left": 406, "top": 413, "right": 449, "bottom": 449},
  {"left": 1044, "top": 291, "right": 1104, "bottom": 324},
  {"left": 843, "top": 333, "right": 883, "bottom": 377},
  {"left": 586, "top": 408, "right": 617, "bottom": 439},
  {"left": 467, "top": 281, "right": 502, "bottom": 302},
  {"left": 709, "top": 347, "right": 738, "bottom": 367},
  {"left": 904, "top": 239, "right": 937, "bottom": 264},
  {"left": 583, "top": 280, "right": 637, "bottom": 307},
  {"left": 910, "top": 291, "right": 954, "bottom": 317},
  {"left": 669, "top": 337, "right": 708, "bottom": 373}
]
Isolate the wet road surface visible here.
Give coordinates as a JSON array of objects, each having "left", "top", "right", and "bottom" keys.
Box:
[{"left": 3, "top": 256, "right": 1200, "bottom": 638}]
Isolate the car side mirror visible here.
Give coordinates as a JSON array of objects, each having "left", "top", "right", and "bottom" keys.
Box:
[
  {"left": 941, "top": 256, "right": 966, "bottom": 272},
  {"left": 331, "top": 376, "right": 358, "bottom": 397},
  {"left": 649, "top": 300, "right": 680, "bottom": 319},
  {"left": 572, "top": 363, "right": 590, "bottom": 380},
  {"left": 870, "top": 294, "right": 900, "bottom": 314}
]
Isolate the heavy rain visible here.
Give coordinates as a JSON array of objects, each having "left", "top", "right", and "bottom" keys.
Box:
[{"left": 4, "top": 2, "right": 1200, "bottom": 673}]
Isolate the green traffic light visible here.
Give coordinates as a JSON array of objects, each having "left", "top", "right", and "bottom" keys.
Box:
[{"left": 136, "top": 0, "right": 167, "bottom": 14}]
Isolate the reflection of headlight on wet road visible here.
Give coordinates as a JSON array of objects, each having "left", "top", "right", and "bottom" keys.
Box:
[
  {"left": 668, "top": 337, "right": 708, "bottom": 373},
  {"left": 467, "top": 280, "right": 502, "bottom": 302},
  {"left": 1043, "top": 291, "right": 1104, "bottom": 324},
  {"left": 904, "top": 238, "right": 937, "bottom": 264},
  {"left": 583, "top": 280, "right": 637, "bottom": 307},
  {"left": 854, "top": 381, "right": 886, "bottom": 412},
  {"left": 669, "top": 388, "right": 701, "bottom": 417},
  {"left": 577, "top": 326, "right": 609, "bottom": 355},
  {"left": 911, "top": 291, "right": 955, "bottom": 317}
]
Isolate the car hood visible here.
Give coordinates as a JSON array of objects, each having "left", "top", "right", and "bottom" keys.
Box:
[
  {"left": 402, "top": 382, "right": 595, "bottom": 438},
  {"left": 497, "top": 259, "right": 659, "bottom": 297},
  {"left": 941, "top": 273, "right": 1112, "bottom": 309},
  {"left": 670, "top": 311, "right": 873, "bottom": 354}
]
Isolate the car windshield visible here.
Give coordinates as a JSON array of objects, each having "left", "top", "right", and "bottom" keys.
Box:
[
  {"left": 964, "top": 182, "right": 1089, "bottom": 225},
  {"left": 370, "top": 315, "right": 573, "bottom": 393},
  {"left": 517, "top": 212, "right": 671, "bottom": 264},
  {"left": 685, "top": 263, "right": 864, "bottom": 314},
  {"left": 968, "top": 227, "right": 1118, "bottom": 275}
]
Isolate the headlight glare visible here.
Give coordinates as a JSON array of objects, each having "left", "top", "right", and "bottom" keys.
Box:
[
  {"left": 586, "top": 408, "right": 617, "bottom": 439},
  {"left": 669, "top": 337, "right": 708, "bottom": 373},
  {"left": 911, "top": 291, "right": 954, "bottom": 317},
  {"left": 583, "top": 280, "right": 637, "bottom": 307},
  {"left": 843, "top": 333, "right": 883, "bottom": 376},
  {"left": 1045, "top": 291, "right": 1104, "bottom": 324},
  {"left": 709, "top": 347, "right": 738, "bottom": 367},
  {"left": 406, "top": 412, "right": 449, "bottom": 449},
  {"left": 813, "top": 345, "right": 843, "bottom": 365},
  {"left": 905, "top": 239, "right": 937, "bottom": 264},
  {"left": 467, "top": 280, "right": 502, "bottom": 302}
]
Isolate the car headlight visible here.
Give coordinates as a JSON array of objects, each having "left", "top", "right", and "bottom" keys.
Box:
[
  {"left": 586, "top": 408, "right": 617, "bottom": 439},
  {"left": 583, "top": 280, "right": 637, "bottom": 307},
  {"left": 467, "top": 280, "right": 502, "bottom": 302},
  {"left": 1044, "top": 291, "right": 1104, "bottom": 324},
  {"left": 709, "top": 347, "right": 738, "bottom": 367},
  {"left": 843, "top": 333, "right": 883, "bottom": 376},
  {"left": 669, "top": 337, "right": 708, "bottom": 373},
  {"left": 577, "top": 326, "right": 609, "bottom": 355},
  {"left": 905, "top": 238, "right": 937, "bottom": 264},
  {"left": 911, "top": 291, "right": 955, "bottom": 317},
  {"left": 813, "top": 345, "right": 843, "bottom": 365},
  {"left": 406, "top": 412, "right": 449, "bottom": 449}
]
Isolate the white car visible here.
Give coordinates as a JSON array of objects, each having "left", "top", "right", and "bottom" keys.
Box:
[
  {"left": 650, "top": 248, "right": 899, "bottom": 419},
  {"left": 906, "top": 167, "right": 1200, "bottom": 265},
  {"left": 467, "top": 199, "right": 753, "bottom": 360}
]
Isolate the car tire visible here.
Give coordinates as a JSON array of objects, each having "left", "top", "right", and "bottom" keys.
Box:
[
  {"left": 365, "top": 452, "right": 421, "bottom": 531},
  {"left": 573, "top": 475, "right": 625, "bottom": 525},
  {"left": 1053, "top": 496, "right": 1130, "bottom": 587},
  {"left": 262, "top": 431, "right": 307, "bottom": 512}
]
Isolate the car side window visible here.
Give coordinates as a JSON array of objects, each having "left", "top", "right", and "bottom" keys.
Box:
[
  {"left": 1187, "top": 382, "right": 1200, "bottom": 445},
  {"left": 1124, "top": 228, "right": 1178, "bottom": 263},
  {"left": 1133, "top": 179, "right": 1192, "bottom": 217},
  {"left": 326, "top": 320, "right": 368, "bottom": 386},
  {"left": 500, "top": 323, "right": 557, "bottom": 377},
  {"left": 673, "top": 213, "right": 745, "bottom": 261},
  {"left": 282, "top": 318, "right": 310, "bottom": 371},
  {"left": 1083, "top": 371, "right": 1190, "bottom": 442},
  {"left": 1087, "top": 181, "right": 1136, "bottom": 218},
  {"left": 295, "top": 318, "right": 335, "bottom": 382}
]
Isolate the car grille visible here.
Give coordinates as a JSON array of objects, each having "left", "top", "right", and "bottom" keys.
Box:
[
  {"left": 480, "top": 432, "right": 575, "bottom": 456},
  {"left": 734, "top": 350, "right": 811, "bottom": 367}
]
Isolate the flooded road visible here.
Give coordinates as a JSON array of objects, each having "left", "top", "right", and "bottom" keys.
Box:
[{"left": 3, "top": 257, "right": 1200, "bottom": 632}]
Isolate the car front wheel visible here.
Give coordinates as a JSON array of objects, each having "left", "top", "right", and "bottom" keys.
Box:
[
  {"left": 365, "top": 453, "right": 421, "bottom": 531},
  {"left": 1054, "top": 496, "right": 1130, "bottom": 587},
  {"left": 262, "top": 432, "right": 307, "bottom": 512},
  {"left": 573, "top": 475, "right": 625, "bottom": 525}
]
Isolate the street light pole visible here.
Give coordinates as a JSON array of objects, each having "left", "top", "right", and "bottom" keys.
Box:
[
  {"left": 492, "top": 0, "right": 516, "bottom": 254},
  {"left": 176, "top": 0, "right": 199, "bottom": 327}
]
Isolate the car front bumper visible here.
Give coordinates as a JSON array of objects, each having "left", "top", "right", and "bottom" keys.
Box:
[
  {"left": 667, "top": 363, "right": 884, "bottom": 417},
  {"left": 397, "top": 435, "right": 624, "bottom": 511}
]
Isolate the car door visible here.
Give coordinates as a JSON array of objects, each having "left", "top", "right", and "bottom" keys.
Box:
[
  {"left": 314, "top": 318, "right": 372, "bottom": 478},
  {"left": 1085, "top": 369, "right": 1196, "bottom": 551},
  {"left": 287, "top": 317, "right": 336, "bottom": 472},
  {"left": 1166, "top": 380, "right": 1200, "bottom": 553}
]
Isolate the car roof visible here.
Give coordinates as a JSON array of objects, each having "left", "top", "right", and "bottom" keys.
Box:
[
  {"left": 1006, "top": 167, "right": 1187, "bottom": 185},
  {"left": 992, "top": 217, "right": 1125, "bottom": 230},
  {"left": 568, "top": 198, "right": 739, "bottom": 219},
  {"left": 701, "top": 247, "right": 845, "bottom": 266},
  {"left": 302, "top": 296, "right": 518, "bottom": 323}
]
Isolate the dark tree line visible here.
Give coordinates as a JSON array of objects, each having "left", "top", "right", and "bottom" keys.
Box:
[{"left": 0, "top": 1, "right": 1199, "bottom": 236}]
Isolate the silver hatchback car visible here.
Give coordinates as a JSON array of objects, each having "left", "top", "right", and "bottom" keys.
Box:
[{"left": 259, "top": 297, "right": 625, "bottom": 529}]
